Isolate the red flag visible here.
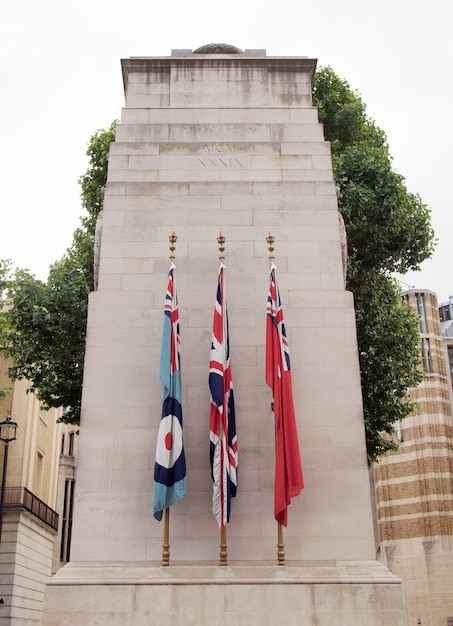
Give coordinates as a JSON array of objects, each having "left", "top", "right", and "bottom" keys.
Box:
[{"left": 266, "top": 264, "right": 304, "bottom": 526}]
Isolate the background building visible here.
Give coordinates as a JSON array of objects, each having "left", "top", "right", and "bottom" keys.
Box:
[
  {"left": 374, "top": 289, "right": 453, "bottom": 625},
  {"left": 439, "top": 295, "right": 453, "bottom": 394},
  {"left": 0, "top": 350, "right": 77, "bottom": 624},
  {"left": 51, "top": 415, "right": 77, "bottom": 574}
]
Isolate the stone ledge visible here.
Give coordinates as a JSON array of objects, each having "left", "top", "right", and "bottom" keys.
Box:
[{"left": 48, "top": 560, "right": 401, "bottom": 586}]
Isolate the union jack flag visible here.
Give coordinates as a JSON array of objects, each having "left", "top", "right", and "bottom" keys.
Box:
[
  {"left": 153, "top": 263, "right": 186, "bottom": 521},
  {"left": 266, "top": 263, "right": 304, "bottom": 527},
  {"left": 209, "top": 263, "right": 238, "bottom": 528}
]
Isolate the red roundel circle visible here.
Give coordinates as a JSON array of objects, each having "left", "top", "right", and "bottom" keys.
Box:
[{"left": 155, "top": 414, "right": 183, "bottom": 468}]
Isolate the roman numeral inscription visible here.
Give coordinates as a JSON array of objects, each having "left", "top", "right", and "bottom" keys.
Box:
[
  {"left": 198, "top": 157, "right": 243, "bottom": 167},
  {"left": 197, "top": 144, "right": 244, "bottom": 167},
  {"left": 204, "top": 143, "right": 236, "bottom": 153}
]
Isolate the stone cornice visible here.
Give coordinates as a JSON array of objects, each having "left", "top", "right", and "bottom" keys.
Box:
[{"left": 121, "top": 54, "right": 317, "bottom": 95}]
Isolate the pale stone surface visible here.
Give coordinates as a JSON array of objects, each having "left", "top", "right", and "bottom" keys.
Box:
[
  {"left": 43, "top": 47, "right": 405, "bottom": 624},
  {"left": 380, "top": 536, "right": 453, "bottom": 626},
  {"left": 71, "top": 49, "right": 373, "bottom": 563},
  {"left": 0, "top": 512, "right": 55, "bottom": 625},
  {"left": 43, "top": 563, "right": 406, "bottom": 626}
]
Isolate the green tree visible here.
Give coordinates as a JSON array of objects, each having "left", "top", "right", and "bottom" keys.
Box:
[
  {"left": 313, "top": 67, "right": 435, "bottom": 463},
  {"left": 0, "top": 122, "right": 116, "bottom": 424}
]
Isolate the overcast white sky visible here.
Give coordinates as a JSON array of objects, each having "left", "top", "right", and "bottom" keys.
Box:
[{"left": 1, "top": 0, "right": 452, "bottom": 302}]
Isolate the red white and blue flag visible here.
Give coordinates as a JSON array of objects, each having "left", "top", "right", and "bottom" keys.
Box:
[
  {"left": 266, "top": 263, "right": 304, "bottom": 527},
  {"left": 153, "top": 263, "right": 186, "bottom": 521},
  {"left": 209, "top": 263, "right": 238, "bottom": 529}
]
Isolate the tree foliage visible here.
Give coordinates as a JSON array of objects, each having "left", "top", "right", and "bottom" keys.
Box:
[
  {"left": 79, "top": 121, "right": 117, "bottom": 235},
  {"left": 0, "top": 122, "right": 117, "bottom": 424},
  {"left": 313, "top": 67, "right": 435, "bottom": 463}
]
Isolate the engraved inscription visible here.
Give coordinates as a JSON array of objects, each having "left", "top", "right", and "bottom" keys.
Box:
[
  {"left": 195, "top": 143, "right": 246, "bottom": 167},
  {"left": 204, "top": 143, "right": 236, "bottom": 153},
  {"left": 198, "top": 157, "right": 243, "bottom": 167}
]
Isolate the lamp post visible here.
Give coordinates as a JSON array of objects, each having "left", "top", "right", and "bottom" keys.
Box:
[{"left": 0, "top": 416, "right": 18, "bottom": 545}]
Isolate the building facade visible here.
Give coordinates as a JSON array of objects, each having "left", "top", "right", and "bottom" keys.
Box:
[
  {"left": 439, "top": 295, "right": 453, "bottom": 394},
  {"left": 374, "top": 290, "right": 453, "bottom": 626},
  {"left": 0, "top": 350, "right": 77, "bottom": 624}
]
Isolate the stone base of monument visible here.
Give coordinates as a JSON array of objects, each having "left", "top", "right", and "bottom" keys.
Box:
[{"left": 43, "top": 561, "right": 406, "bottom": 625}]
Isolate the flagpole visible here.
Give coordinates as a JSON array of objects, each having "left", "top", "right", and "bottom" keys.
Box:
[
  {"left": 217, "top": 233, "right": 229, "bottom": 566},
  {"left": 160, "top": 232, "right": 178, "bottom": 567},
  {"left": 220, "top": 526, "right": 228, "bottom": 566},
  {"left": 277, "top": 523, "right": 285, "bottom": 565},
  {"left": 162, "top": 507, "right": 170, "bottom": 566},
  {"left": 267, "top": 233, "right": 286, "bottom": 566},
  {"left": 274, "top": 402, "right": 285, "bottom": 566}
]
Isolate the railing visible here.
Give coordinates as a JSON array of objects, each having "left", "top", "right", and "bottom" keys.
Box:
[{"left": 4, "top": 487, "right": 59, "bottom": 532}]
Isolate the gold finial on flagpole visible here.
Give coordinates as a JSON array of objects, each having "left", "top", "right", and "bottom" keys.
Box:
[
  {"left": 169, "top": 232, "right": 177, "bottom": 261},
  {"left": 217, "top": 232, "right": 226, "bottom": 263},
  {"left": 267, "top": 233, "right": 275, "bottom": 262}
]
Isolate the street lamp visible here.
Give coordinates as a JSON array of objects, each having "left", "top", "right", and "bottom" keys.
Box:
[{"left": 0, "top": 416, "right": 18, "bottom": 545}]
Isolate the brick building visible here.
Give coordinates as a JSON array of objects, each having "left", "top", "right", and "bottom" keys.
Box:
[{"left": 374, "top": 289, "right": 453, "bottom": 625}]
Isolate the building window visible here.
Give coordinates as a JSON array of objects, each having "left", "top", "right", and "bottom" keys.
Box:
[
  {"left": 421, "top": 338, "right": 433, "bottom": 373},
  {"left": 60, "top": 434, "right": 65, "bottom": 456},
  {"left": 440, "top": 304, "right": 452, "bottom": 322},
  {"left": 60, "top": 478, "right": 75, "bottom": 564},
  {"left": 448, "top": 347, "right": 453, "bottom": 387},
  {"left": 395, "top": 419, "right": 403, "bottom": 442},
  {"left": 68, "top": 432, "right": 75, "bottom": 457},
  {"left": 33, "top": 449, "right": 44, "bottom": 497},
  {"left": 415, "top": 292, "right": 428, "bottom": 333}
]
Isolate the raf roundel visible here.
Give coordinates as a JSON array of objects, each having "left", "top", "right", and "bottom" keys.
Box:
[{"left": 155, "top": 413, "right": 183, "bottom": 469}]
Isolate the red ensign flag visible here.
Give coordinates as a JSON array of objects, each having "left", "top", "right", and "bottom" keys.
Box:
[{"left": 266, "top": 264, "right": 304, "bottom": 527}]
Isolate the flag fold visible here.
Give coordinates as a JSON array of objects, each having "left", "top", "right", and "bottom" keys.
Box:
[
  {"left": 153, "top": 263, "right": 186, "bottom": 521},
  {"left": 266, "top": 263, "right": 304, "bottom": 527},
  {"left": 209, "top": 263, "right": 238, "bottom": 528}
]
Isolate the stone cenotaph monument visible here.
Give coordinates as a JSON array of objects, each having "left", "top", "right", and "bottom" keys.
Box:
[{"left": 43, "top": 45, "right": 406, "bottom": 624}]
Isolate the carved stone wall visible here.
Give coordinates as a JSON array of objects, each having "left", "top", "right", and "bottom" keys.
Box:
[{"left": 43, "top": 46, "right": 406, "bottom": 625}]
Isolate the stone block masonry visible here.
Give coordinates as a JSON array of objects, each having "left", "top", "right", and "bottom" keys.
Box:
[{"left": 43, "top": 45, "right": 406, "bottom": 625}]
